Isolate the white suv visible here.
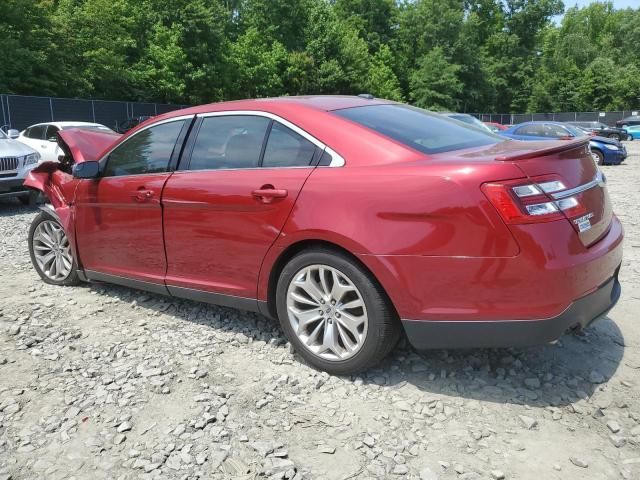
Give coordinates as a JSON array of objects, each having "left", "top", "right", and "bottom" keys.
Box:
[{"left": 0, "top": 128, "right": 41, "bottom": 204}]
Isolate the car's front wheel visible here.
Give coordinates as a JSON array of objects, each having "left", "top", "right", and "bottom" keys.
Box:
[
  {"left": 28, "top": 211, "right": 80, "bottom": 286},
  {"left": 591, "top": 149, "right": 605, "bottom": 165},
  {"left": 276, "top": 248, "right": 400, "bottom": 375}
]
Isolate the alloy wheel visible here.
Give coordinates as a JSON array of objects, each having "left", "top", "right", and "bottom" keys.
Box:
[
  {"left": 286, "top": 264, "right": 368, "bottom": 361},
  {"left": 32, "top": 220, "right": 73, "bottom": 281}
]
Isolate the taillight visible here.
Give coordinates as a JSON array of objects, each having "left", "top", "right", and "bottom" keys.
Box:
[{"left": 482, "top": 175, "right": 586, "bottom": 224}]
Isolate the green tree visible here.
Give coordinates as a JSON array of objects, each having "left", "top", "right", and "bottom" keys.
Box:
[{"left": 410, "top": 47, "right": 463, "bottom": 111}]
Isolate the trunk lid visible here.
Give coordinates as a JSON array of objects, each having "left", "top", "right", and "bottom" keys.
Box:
[{"left": 496, "top": 138, "right": 612, "bottom": 247}]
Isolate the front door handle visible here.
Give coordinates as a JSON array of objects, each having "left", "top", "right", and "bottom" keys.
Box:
[
  {"left": 252, "top": 186, "right": 288, "bottom": 204},
  {"left": 134, "top": 189, "right": 154, "bottom": 202}
]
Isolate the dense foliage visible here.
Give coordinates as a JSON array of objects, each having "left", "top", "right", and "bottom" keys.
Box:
[{"left": 1, "top": 0, "right": 638, "bottom": 113}]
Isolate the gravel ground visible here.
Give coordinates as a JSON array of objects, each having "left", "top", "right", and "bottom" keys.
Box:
[{"left": 1, "top": 144, "right": 639, "bottom": 480}]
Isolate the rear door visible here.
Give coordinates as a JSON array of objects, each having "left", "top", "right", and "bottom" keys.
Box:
[
  {"left": 74, "top": 118, "right": 190, "bottom": 287},
  {"left": 162, "top": 113, "right": 320, "bottom": 301}
]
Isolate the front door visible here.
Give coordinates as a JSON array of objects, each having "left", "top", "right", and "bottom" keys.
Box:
[
  {"left": 74, "top": 119, "right": 188, "bottom": 286},
  {"left": 162, "top": 114, "right": 320, "bottom": 300}
]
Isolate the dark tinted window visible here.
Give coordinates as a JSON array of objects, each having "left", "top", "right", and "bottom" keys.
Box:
[
  {"left": 104, "top": 120, "right": 184, "bottom": 177},
  {"left": 333, "top": 105, "right": 502, "bottom": 154},
  {"left": 188, "top": 116, "right": 270, "bottom": 170},
  {"left": 45, "top": 125, "right": 59, "bottom": 140},
  {"left": 26, "top": 125, "right": 46, "bottom": 139},
  {"left": 263, "top": 122, "right": 317, "bottom": 168}
]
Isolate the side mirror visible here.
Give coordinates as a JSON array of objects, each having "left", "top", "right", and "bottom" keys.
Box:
[
  {"left": 48, "top": 136, "right": 58, "bottom": 143},
  {"left": 7, "top": 129, "right": 19, "bottom": 139},
  {"left": 72, "top": 161, "right": 100, "bottom": 179}
]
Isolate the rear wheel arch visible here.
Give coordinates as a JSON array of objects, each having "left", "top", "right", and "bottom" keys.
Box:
[{"left": 265, "top": 239, "right": 398, "bottom": 322}]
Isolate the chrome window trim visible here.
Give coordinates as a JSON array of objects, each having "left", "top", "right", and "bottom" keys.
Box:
[
  {"left": 196, "top": 110, "right": 345, "bottom": 167},
  {"left": 550, "top": 171, "right": 605, "bottom": 200}
]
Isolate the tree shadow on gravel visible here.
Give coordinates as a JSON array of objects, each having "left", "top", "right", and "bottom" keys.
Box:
[{"left": 81, "top": 281, "right": 624, "bottom": 408}]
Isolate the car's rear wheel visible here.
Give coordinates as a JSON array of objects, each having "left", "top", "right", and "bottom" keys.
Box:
[
  {"left": 276, "top": 248, "right": 400, "bottom": 375},
  {"left": 591, "top": 149, "right": 605, "bottom": 166},
  {"left": 28, "top": 211, "right": 80, "bottom": 286}
]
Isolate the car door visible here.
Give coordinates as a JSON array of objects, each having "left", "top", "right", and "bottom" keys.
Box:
[
  {"left": 74, "top": 117, "right": 190, "bottom": 290},
  {"left": 162, "top": 113, "right": 321, "bottom": 304},
  {"left": 39, "top": 125, "right": 62, "bottom": 162}
]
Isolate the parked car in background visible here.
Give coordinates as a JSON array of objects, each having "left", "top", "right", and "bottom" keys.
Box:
[
  {"left": 440, "top": 112, "right": 494, "bottom": 132},
  {"left": 19, "top": 122, "right": 117, "bottom": 163},
  {"left": 566, "top": 121, "right": 629, "bottom": 141},
  {"left": 116, "top": 116, "right": 155, "bottom": 134},
  {"left": 622, "top": 125, "right": 640, "bottom": 140},
  {"left": 0, "top": 127, "right": 41, "bottom": 204},
  {"left": 615, "top": 115, "right": 640, "bottom": 128},
  {"left": 484, "top": 121, "right": 508, "bottom": 132},
  {"left": 23, "top": 96, "right": 622, "bottom": 374},
  {"left": 500, "top": 121, "right": 626, "bottom": 165}
]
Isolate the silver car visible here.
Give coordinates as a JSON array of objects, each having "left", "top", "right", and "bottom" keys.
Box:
[{"left": 0, "top": 128, "right": 41, "bottom": 204}]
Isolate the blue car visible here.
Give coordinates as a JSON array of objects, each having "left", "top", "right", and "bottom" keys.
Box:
[
  {"left": 624, "top": 125, "right": 640, "bottom": 140},
  {"left": 500, "top": 121, "right": 627, "bottom": 165}
]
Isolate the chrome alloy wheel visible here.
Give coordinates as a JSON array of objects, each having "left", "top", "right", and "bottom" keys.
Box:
[
  {"left": 286, "top": 264, "right": 368, "bottom": 361},
  {"left": 32, "top": 220, "right": 73, "bottom": 281}
]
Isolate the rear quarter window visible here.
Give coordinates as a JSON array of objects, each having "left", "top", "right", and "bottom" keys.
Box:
[{"left": 333, "top": 104, "right": 503, "bottom": 154}]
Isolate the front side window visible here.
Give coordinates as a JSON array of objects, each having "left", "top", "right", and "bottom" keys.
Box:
[
  {"left": 333, "top": 104, "right": 503, "bottom": 155},
  {"left": 103, "top": 120, "right": 184, "bottom": 177},
  {"left": 188, "top": 116, "right": 270, "bottom": 170},
  {"left": 45, "top": 125, "right": 60, "bottom": 140},
  {"left": 262, "top": 122, "right": 317, "bottom": 168}
]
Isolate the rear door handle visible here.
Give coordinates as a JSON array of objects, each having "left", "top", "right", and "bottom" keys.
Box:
[
  {"left": 252, "top": 187, "right": 288, "bottom": 204},
  {"left": 134, "top": 189, "right": 154, "bottom": 202}
]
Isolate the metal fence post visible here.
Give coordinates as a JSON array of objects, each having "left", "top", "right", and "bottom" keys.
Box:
[
  {"left": 49, "top": 97, "right": 54, "bottom": 121},
  {"left": 91, "top": 100, "right": 96, "bottom": 123}
]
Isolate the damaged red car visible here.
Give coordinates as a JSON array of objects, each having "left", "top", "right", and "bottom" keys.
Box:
[{"left": 25, "top": 96, "right": 623, "bottom": 374}]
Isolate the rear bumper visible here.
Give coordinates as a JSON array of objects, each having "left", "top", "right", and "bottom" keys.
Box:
[{"left": 402, "top": 269, "right": 621, "bottom": 349}]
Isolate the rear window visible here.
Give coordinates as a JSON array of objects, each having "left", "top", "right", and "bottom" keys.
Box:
[{"left": 333, "top": 104, "right": 503, "bottom": 154}]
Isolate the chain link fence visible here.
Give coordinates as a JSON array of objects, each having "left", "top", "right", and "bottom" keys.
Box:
[
  {"left": 472, "top": 110, "right": 640, "bottom": 126},
  {"left": 0, "top": 94, "right": 189, "bottom": 131},
  {"left": 2, "top": 94, "right": 638, "bottom": 130}
]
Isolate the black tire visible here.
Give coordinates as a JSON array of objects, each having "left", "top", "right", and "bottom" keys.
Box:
[
  {"left": 276, "top": 248, "right": 401, "bottom": 375},
  {"left": 28, "top": 211, "right": 80, "bottom": 286},
  {"left": 592, "top": 149, "right": 605, "bottom": 166},
  {"left": 608, "top": 133, "right": 621, "bottom": 141}
]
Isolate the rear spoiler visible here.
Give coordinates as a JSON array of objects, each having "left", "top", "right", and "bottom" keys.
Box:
[
  {"left": 495, "top": 138, "right": 589, "bottom": 162},
  {"left": 58, "top": 128, "right": 120, "bottom": 163}
]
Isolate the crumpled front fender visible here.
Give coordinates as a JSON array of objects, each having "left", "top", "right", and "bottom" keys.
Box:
[{"left": 24, "top": 163, "right": 79, "bottom": 266}]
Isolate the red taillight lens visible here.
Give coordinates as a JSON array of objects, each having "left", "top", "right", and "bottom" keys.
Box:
[{"left": 482, "top": 175, "right": 585, "bottom": 224}]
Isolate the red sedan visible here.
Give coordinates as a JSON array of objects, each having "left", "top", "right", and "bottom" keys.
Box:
[{"left": 25, "top": 96, "right": 623, "bottom": 374}]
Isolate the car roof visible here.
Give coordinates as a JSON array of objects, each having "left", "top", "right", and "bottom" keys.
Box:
[
  {"left": 27, "top": 121, "right": 106, "bottom": 128},
  {"left": 157, "top": 95, "right": 392, "bottom": 119}
]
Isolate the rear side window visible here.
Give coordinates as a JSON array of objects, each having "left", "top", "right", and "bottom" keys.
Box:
[
  {"left": 262, "top": 122, "right": 317, "bottom": 167},
  {"left": 104, "top": 120, "right": 185, "bottom": 177},
  {"left": 333, "top": 104, "right": 503, "bottom": 154},
  {"left": 188, "top": 116, "right": 270, "bottom": 170},
  {"left": 26, "top": 125, "right": 46, "bottom": 139}
]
